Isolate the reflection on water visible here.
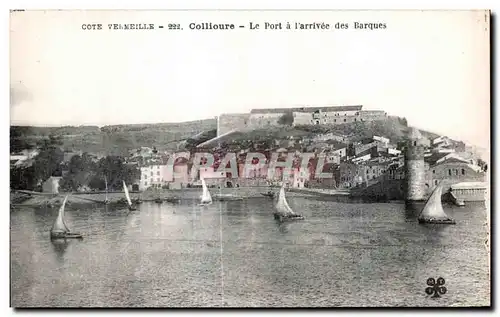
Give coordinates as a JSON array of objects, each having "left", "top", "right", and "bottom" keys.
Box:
[{"left": 10, "top": 197, "right": 490, "bottom": 307}]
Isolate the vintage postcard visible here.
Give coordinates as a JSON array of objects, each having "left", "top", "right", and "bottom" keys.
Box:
[{"left": 9, "top": 10, "right": 490, "bottom": 308}]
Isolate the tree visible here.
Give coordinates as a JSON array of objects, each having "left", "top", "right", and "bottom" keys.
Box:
[
  {"left": 10, "top": 166, "right": 36, "bottom": 190},
  {"left": 96, "top": 156, "right": 139, "bottom": 190},
  {"left": 399, "top": 117, "right": 408, "bottom": 127},
  {"left": 278, "top": 112, "right": 294, "bottom": 126},
  {"left": 10, "top": 126, "right": 34, "bottom": 153},
  {"left": 59, "top": 153, "right": 97, "bottom": 191},
  {"left": 31, "top": 135, "right": 64, "bottom": 187}
]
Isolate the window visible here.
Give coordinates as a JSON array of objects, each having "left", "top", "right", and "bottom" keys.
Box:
[
  {"left": 354, "top": 118, "right": 357, "bottom": 122},
  {"left": 344, "top": 119, "right": 346, "bottom": 122},
  {"left": 461, "top": 168, "right": 465, "bottom": 175},
  {"left": 157, "top": 178, "right": 160, "bottom": 182},
  {"left": 455, "top": 170, "right": 458, "bottom": 176},
  {"left": 448, "top": 169, "right": 451, "bottom": 176},
  {"left": 145, "top": 182, "right": 147, "bottom": 186},
  {"left": 434, "top": 180, "right": 438, "bottom": 185},
  {"left": 144, "top": 174, "right": 147, "bottom": 179},
  {"left": 414, "top": 141, "right": 417, "bottom": 146},
  {"left": 432, "top": 170, "right": 435, "bottom": 174},
  {"left": 151, "top": 172, "right": 153, "bottom": 176},
  {"left": 157, "top": 171, "right": 160, "bottom": 175},
  {"left": 334, "top": 119, "right": 336, "bottom": 123}
]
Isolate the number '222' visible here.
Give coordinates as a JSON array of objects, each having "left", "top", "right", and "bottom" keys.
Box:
[{"left": 168, "top": 24, "right": 181, "bottom": 30}]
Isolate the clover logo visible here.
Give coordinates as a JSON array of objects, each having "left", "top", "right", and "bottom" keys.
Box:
[{"left": 425, "top": 277, "right": 447, "bottom": 298}]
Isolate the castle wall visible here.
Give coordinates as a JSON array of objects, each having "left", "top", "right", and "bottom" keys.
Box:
[
  {"left": 218, "top": 113, "right": 250, "bottom": 136},
  {"left": 360, "top": 110, "right": 387, "bottom": 121},
  {"left": 216, "top": 107, "right": 389, "bottom": 136},
  {"left": 248, "top": 112, "right": 283, "bottom": 129},
  {"left": 292, "top": 112, "right": 313, "bottom": 125}
]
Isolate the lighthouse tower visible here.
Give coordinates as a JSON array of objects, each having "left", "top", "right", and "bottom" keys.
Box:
[{"left": 405, "top": 128, "right": 426, "bottom": 201}]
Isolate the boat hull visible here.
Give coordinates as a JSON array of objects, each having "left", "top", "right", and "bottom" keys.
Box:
[
  {"left": 50, "top": 232, "right": 83, "bottom": 240},
  {"left": 214, "top": 196, "right": 243, "bottom": 201},
  {"left": 261, "top": 193, "right": 275, "bottom": 199},
  {"left": 274, "top": 213, "right": 305, "bottom": 222},
  {"left": 418, "top": 218, "right": 456, "bottom": 225}
]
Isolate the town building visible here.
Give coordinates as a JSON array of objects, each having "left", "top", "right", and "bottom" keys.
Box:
[
  {"left": 42, "top": 176, "right": 62, "bottom": 194},
  {"left": 139, "top": 164, "right": 171, "bottom": 190},
  {"left": 337, "top": 163, "right": 366, "bottom": 189},
  {"left": 354, "top": 138, "right": 386, "bottom": 156},
  {"left": 138, "top": 155, "right": 191, "bottom": 190},
  {"left": 199, "top": 166, "right": 228, "bottom": 186},
  {"left": 373, "top": 135, "right": 390, "bottom": 147},
  {"left": 425, "top": 157, "right": 486, "bottom": 193},
  {"left": 449, "top": 182, "right": 487, "bottom": 202}
]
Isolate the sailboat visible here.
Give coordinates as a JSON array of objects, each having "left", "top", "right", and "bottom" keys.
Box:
[
  {"left": 200, "top": 178, "right": 213, "bottom": 205},
  {"left": 104, "top": 175, "right": 110, "bottom": 204},
  {"left": 274, "top": 185, "right": 304, "bottom": 221},
  {"left": 123, "top": 181, "right": 136, "bottom": 211},
  {"left": 50, "top": 195, "right": 83, "bottom": 240},
  {"left": 418, "top": 184, "right": 456, "bottom": 224}
]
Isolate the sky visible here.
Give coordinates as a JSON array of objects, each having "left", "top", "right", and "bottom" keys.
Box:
[{"left": 10, "top": 10, "right": 490, "bottom": 150}]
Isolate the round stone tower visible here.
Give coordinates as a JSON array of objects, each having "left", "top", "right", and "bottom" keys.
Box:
[{"left": 405, "top": 128, "right": 426, "bottom": 201}]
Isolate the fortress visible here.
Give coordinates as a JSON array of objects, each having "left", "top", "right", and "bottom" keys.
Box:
[{"left": 217, "top": 105, "right": 387, "bottom": 136}]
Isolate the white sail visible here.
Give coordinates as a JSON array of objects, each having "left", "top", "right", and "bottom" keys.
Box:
[
  {"left": 123, "top": 181, "right": 132, "bottom": 206},
  {"left": 418, "top": 185, "right": 452, "bottom": 221},
  {"left": 51, "top": 195, "right": 69, "bottom": 234},
  {"left": 104, "top": 175, "right": 109, "bottom": 201},
  {"left": 200, "top": 178, "right": 212, "bottom": 204},
  {"left": 275, "top": 186, "right": 295, "bottom": 216}
]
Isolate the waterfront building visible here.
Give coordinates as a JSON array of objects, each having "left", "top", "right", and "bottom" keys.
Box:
[
  {"left": 42, "top": 176, "right": 62, "bottom": 194},
  {"left": 337, "top": 163, "right": 366, "bottom": 189},
  {"left": 449, "top": 182, "right": 487, "bottom": 202},
  {"left": 139, "top": 164, "right": 170, "bottom": 190},
  {"left": 425, "top": 157, "right": 486, "bottom": 193}
]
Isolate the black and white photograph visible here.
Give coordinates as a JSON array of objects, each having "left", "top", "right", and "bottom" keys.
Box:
[{"left": 9, "top": 9, "right": 491, "bottom": 308}]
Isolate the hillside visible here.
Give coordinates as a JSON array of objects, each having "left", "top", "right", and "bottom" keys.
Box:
[
  {"left": 10, "top": 115, "right": 442, "bottom": 155},
  {"left": 10, "top": 119, "right": 217, "bottom": 155}
]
